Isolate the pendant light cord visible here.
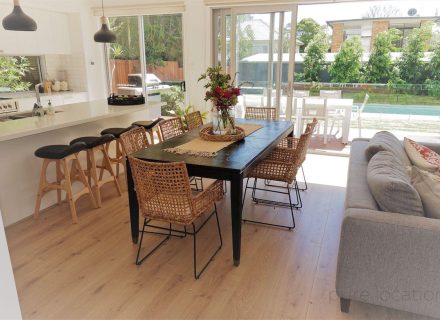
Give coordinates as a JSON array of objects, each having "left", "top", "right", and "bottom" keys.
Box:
[{"left": 101, "top": 0, "right": 105, "bottom": 16}]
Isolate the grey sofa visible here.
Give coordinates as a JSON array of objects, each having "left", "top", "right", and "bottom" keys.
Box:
[{"left": 336, "top": 137, "right": 440, "bottom": 319}]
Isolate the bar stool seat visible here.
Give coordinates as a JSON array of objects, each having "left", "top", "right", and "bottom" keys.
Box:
[
  {"left": 100, "top": 126, "right": 134, "bottom": 138},
  {"left": 35, "top": 143, "right": 87, "bottom": 159},
  {"left": 34, "top": 142, "right": 98, "bottom": 223},
  {"left": 132, "top": 118, "right": 163, "bottom": 144},
  {"left": 71, "top": 134, "right": 115, "bottom": 149},
  {"left": 69, "top": 134, "right": 121, "bottom": 207}
]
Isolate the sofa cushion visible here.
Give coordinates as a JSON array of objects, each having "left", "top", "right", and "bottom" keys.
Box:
[
  {"left": 365, "top": 131, "right": 411, "bottom": 166},
  {"left": 411, "top": 166, "right": 440, "bottom": 219},
  {"left": 404, "top": 137, "right": 440, "bottom": 173},
  {"left": 345, "top": 139, "right": 379, "bottom": 211},
  {"left": 367, "top": 151, "right": 424, "bottom": 216}
]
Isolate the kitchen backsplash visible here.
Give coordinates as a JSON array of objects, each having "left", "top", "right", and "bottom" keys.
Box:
[{"left": 44, "top": 54, "right": 87, "bottom": 92}]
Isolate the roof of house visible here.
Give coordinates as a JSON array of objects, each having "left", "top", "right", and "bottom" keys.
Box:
[{"left": 327, "top": 16, "right": 440, "bottom": 28}]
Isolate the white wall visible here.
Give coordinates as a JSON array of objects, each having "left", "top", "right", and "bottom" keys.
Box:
[{"left": 0, "top": 208, "right": 22, "bottom": 320}]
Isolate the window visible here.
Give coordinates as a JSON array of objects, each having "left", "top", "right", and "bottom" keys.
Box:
[
  {"left": 107, "top": 15, "right": 185, "bottom": 114},
  {"left": 0, "top": 56, "right": 42, "bottom": 92}
]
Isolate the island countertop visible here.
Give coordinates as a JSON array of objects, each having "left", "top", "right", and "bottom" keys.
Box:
[{"left": 0, "top": 100, "right": 160, "bottom": 142}]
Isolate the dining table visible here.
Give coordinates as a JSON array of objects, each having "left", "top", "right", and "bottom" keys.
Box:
[{"left": 126, "top": 118, "right": 294, "bottom": 266}]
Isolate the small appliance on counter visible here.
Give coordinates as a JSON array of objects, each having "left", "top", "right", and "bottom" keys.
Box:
[{"left": 107, "top": 94, "right": 145, "bottom": 106}]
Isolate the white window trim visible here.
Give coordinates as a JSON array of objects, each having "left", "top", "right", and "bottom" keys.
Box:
[{"left": 92, "top": 2, "right": 185, "bottom": 17}]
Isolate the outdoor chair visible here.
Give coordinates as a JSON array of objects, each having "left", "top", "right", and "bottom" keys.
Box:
[{"left": 128, "top": 158, "right": 224, "bottom": 279}]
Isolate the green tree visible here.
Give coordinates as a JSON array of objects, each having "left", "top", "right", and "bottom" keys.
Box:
[
  {"left": 364, "top": 28, "right": 401, "bottom": 83},
  {"left": 109, "top": 16, "right": 139, "bottom": 60},
  {"left": 0, "top": 56, "right": 32, "bottom": 91},
  {"left": 398, "top": 23, "right": 433, "bottom": 84},
  {"left": 329, "top": 36, "right": 363, "bottom": 83},
  {"left": 427, "top": 42, "right": 440, "bottom": 80},
  {"left": 296, "top": 18, "right": 321, "bottom": 53},
  {"left": 303, "top": 32, "right": 329, "bottom": 82}
]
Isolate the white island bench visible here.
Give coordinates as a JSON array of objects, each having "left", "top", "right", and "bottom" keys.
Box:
[{"left": 0, "top": 100, "right": 161, "bottom": 226}]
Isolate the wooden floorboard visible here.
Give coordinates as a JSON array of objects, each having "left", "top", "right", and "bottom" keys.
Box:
[{"left": 5, "top": 154, "right": 435, "bottom": 319}]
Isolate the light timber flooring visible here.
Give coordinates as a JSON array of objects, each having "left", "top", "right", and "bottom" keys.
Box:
[{"left": 5, "top": 154, "right": 434, "bottom": 319}]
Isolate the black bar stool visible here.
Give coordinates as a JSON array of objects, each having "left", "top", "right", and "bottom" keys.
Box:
[
  {"left": 34, "top": 142, "right": 98, "bottom": 223},
  {"left": 100, "top": 126, "right": 134, "bottom": 178},
  {"left": 70, "top": 134, "right": 122, "bottom": 207},
  {"left": 132, "top": 118, "right": 163, "bottom": 144}
]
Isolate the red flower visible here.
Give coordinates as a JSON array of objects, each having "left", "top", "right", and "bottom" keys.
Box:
[
  {"left": 232, "top": 88, "right": 241, "bottom": 96},
  {"left": 214, "top": 87, "right": 224, "bottom": 96},
  {"left": 223, "top": 90, "right": 233, "bottom": 98}
]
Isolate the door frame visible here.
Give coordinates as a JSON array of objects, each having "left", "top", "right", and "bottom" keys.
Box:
[{"left": 213, "top": 4, "right": 298, "bottom": 119}]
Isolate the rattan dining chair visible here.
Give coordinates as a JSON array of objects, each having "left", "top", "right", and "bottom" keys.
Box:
[
  {"left": 128, "top": 158, "right": 224, "bottom": 279},
  {"left": 242, "top": 119, "right": 316, "bottom": 230},
  {"left": 119, "top": 126, "right": 150, "bottom": 156},
  {"left": 185, "top": 111, "right": 204, "bottom": 130},
  {"left": 158, "top": 117, "right": 185, "bottom": 141},
  {"left": 245, "top": 107, "right": 277, "bottom": 120}
]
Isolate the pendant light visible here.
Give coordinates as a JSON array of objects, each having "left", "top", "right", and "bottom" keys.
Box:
[
  {"left": 2, "top": 0, "right": 37, "bottom": 31},
  {"left": 94, "top": 0, "right": 116, "bottom": 43}
]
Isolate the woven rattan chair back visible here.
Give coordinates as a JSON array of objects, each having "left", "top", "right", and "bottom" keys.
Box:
[
  {"left": 185, "top": 111, "right": 204, "bottom": 130},
  {"left": 299, "top": 118, "right": 317, "bottom": 164},
  {"left": 159, "top": 117, "right": 185, "bottom": 141},
  {"left": 128, "top": 158, "right": 196, "bottom": 225},
  {"left": 245, "top": 107, "right": 277, "bottom": 121},
  {"left": 120, "top": 127, "right": 150, "bottom": 155}
]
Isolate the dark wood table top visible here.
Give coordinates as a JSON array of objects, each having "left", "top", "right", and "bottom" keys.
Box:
[{"left": 131, "top": 119, "right": 294, "bottom": 180}]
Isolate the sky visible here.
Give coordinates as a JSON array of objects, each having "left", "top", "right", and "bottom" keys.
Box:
[{"left": 297, "top": 0, "right": 440, "bottom": 25}]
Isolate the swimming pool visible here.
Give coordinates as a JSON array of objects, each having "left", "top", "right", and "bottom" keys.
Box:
[{"left": 362, "top": 104, "right": 440, "bottom": 116}]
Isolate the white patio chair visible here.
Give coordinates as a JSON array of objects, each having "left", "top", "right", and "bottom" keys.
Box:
[
  {"left": 353, "top": 93, "right": 369, "bottom": 138},
  {"left": 301, "top": 98, "right": 329, "bottom": 144}
]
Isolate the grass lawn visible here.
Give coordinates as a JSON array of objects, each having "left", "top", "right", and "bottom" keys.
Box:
[{"left": 342, "top": 92, "right": 440, "bottom": 105}]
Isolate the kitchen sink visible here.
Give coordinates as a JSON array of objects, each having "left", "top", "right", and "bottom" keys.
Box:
[{"left": 0, "top": 110, "right": 63, "bottom": 121}]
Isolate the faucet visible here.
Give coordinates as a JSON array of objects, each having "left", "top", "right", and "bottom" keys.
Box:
[
  {"left": 33, "top": 83, "right": 44, "bottom": 116},
  {"left": 35, "top": 83, "right": 42, "bottom": 107}
]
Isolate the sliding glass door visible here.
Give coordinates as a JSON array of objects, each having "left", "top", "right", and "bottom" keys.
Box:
[{"left": 213, "top": 6, "right": 298, "bottom": 119}]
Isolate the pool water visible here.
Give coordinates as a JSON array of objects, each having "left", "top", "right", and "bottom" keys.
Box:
[{"left": 362, "top": 104, "right": 440, "bottom": 116}]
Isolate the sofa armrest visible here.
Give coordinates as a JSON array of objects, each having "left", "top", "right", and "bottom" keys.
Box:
[{"left": 336, "top": 208, "right": 440, "bottom": 319}]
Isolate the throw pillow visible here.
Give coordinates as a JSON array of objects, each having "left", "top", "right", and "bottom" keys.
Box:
[
  {"left": 411, "top": 166, "right": 440, "bottom": 219},
  {"left": 367, "top": 151, "right": 424, "bottom": 217},
  {"left": 404, "top": 137, "right": 440, "bottom": 173},
  {"left": 365, "top": 131, "right": 411, "bottom": 166}
]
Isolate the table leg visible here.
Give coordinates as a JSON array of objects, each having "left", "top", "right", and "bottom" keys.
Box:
[
  {"left": 126, "top": 158, "right": 139, "bottom": 244},
  {"left": 230, "top": 174, "right": 243, "bottom": 266}
]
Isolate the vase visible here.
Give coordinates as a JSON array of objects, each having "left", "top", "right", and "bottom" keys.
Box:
[{"left": 212, "top": 107, "right": 236, "bottom": 135}]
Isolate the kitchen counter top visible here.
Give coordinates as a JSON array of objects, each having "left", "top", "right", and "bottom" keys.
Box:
[
  {"left": 0, "top": 100, "right": 160, "bottom": 142},
  {"left": 0, "top": 90, "right": 86, "bottom": 99}
]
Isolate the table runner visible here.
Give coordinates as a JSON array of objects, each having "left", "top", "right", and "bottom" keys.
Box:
[{"left": 165, "top": 123, "right": 263, "bottom": 157}]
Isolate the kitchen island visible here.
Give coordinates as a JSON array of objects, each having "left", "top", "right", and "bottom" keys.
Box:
[{"left": 0, "top": 100, "right": 161, "bottom": 226}]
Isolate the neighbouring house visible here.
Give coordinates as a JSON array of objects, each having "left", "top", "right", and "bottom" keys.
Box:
[{"left": 327, "top": 15, "right": 440, "bottom": 52}]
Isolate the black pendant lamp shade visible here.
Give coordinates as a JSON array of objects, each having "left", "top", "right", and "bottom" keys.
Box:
[
  {"left": 94, "top": 0, "right": 116, "bottom": 43},
  {"left": 2, "top": 0, "right": 37, "bottom": 31},
  {"left": 94, "top": 16, "right": 116, "bottom": 43}
]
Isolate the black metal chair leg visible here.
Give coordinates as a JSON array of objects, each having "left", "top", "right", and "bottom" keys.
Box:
[
  {"left": 193, "top": 205, "right": 223, "bottom": 279},
  {"left": 242, "top": 180, "right": 296, "bottom": 230},
  {"left": 298, "top": 165, "right": 308, "bottom": 191},
  {"left": 136, "top": 219, "right": 171, "bottom": 265}
]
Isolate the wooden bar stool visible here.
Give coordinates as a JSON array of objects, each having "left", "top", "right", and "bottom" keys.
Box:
[
  {"left": 70, "top": 134, "right": 122, "bottom": 207},
  {"left": 132, "top": 118, "right": 163, "bottom": 144},
  {"left": 34, "top": 142, "right": 98, "bottom": 223},
  {"left": 99, "top": 126, "right": 134, "bottom": 178}
]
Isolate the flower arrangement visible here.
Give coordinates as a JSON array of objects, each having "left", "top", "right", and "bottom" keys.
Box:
[{"left": 198, "top": 66, "right": 241, "bottom": 134}]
